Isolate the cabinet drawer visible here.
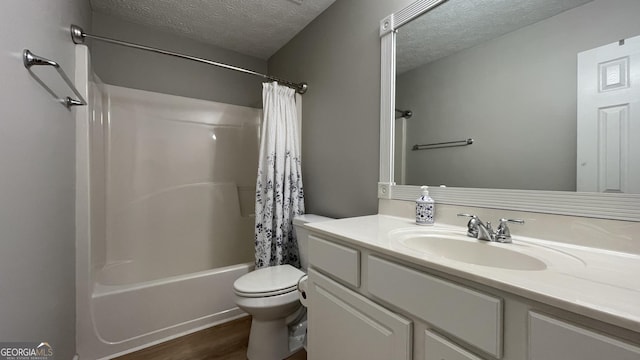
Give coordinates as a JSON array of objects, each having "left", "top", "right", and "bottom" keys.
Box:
[
  {"left": 529, "top": 312, "right": 640, "bottom": 360},
  {"left": 367, "top": 255, "right": 502, "bottom": 358},
  {"left": 309, "top": 235, "right": 360, "bottom": 287},
  {"left": 425, "top": 330, "right": 484, "bottom": 360}
]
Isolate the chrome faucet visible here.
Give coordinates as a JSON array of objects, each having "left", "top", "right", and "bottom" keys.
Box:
[{"left": 457, "top": 214, "right": 524, "bottom": 243}]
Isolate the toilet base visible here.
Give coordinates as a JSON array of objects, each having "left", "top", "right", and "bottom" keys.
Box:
[{"left": 247, "top": 318, "right": 301, "bottom": 360}]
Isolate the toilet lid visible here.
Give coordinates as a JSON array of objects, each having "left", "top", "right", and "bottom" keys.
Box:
[{"left": 234, "top": 265, "right": 305, "bottom": 297}]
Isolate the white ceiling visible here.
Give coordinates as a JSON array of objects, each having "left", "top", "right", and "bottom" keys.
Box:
[
  {"left": 397, "top": 0, "right": 594, "bottom": 74},
  {"left": 90, "top": 0, "right": 336, "bottom": 60}
]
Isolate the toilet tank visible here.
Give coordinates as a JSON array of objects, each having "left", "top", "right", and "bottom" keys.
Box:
[{"left": 293, "top": 214, "right": 334, "bottom": 270}]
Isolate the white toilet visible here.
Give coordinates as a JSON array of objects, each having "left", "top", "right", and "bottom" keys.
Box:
[{"left": 233, "top": 214, "right": 333, "bottom": 360}]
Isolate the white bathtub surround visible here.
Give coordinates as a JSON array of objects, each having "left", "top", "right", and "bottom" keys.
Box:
[
  {"left": 84, "top": 84, "right": 259, "bottom": 285},
  {"left": 75, "top": 45, "right": 259, "bottom": 359},
  {"left": 255, "top": 82, "right": 305, "bottom": 268}
]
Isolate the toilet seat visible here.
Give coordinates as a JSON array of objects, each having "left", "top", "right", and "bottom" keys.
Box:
[{"left": 234, "top": 265, "right": 305, "bottom": 298}]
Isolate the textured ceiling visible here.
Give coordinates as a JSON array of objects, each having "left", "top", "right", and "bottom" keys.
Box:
[
  {"left": 90, "top": 0, "right": 336, "bottom": 59},
  {"left": 397, "top": 0, "right": 594, "bottom": 74}
]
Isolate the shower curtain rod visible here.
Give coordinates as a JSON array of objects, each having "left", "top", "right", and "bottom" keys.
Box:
[{"left": 70, "top": 25, "right": 308, "bottom": 94}]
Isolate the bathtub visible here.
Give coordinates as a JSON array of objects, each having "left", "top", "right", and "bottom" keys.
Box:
[
  {"left": 79, "top": 263, "right": 251, "bottom": 359},
  {"left": 74, "top": 45, "right": 259, "bottom": 359}
]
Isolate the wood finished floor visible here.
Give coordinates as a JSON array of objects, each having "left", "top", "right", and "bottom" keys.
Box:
[{"left": 114, "top": 316, "right": 306, "bottom": 360}]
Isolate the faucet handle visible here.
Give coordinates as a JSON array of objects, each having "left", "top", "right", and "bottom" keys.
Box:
[
  {"left": 499, "top": 218, "right": 525, "bottom": 226},
  {"left": 457, "top": 213, "right": 476, "bottom": 218},
  {"left": 495, "top": 218, "right": 525, "bottom": 242},
  {"left": 457, "top": 213, "right": 480, "bottom": 238}
]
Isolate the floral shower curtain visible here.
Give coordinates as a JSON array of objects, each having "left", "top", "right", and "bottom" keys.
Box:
[{"left": 254, "top": 82, "right": 305, "bottom": 268}]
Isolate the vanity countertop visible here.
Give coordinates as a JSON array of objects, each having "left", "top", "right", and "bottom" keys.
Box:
[{"left": 305, "top": 214, "right": 640, "bottom": 333}]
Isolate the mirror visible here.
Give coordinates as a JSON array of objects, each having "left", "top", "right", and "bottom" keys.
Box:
[
  {"left": 392, "top": 0, "right": 640, "bottom": 194},
  {"left": 379, "top": 0, "right": 640, "bottom": 221}
]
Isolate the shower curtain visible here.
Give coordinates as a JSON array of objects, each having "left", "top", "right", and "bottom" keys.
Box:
[{"left": 254, "top": 82, "right": 305, "bottom": 268}]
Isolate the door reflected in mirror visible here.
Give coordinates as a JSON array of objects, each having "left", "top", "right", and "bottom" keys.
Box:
[{"left": 395, "top": 0, "right": 640, "bottom": 193}]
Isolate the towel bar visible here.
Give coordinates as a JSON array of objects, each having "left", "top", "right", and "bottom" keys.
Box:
[
  {"left": 413, "top": 138, "right": 474, "bottom": 151},
  {"left": 23, "top": 49, "right": 86, "bottom": 109}
]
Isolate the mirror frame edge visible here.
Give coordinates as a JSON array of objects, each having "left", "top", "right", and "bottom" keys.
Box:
[{"left": 378, "top": 0, "right": 640, "bottom": 222}]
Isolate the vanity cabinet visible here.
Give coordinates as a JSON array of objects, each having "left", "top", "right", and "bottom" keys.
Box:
[{"left": 306, "top": 233, "right": 640, "bottom": 360}]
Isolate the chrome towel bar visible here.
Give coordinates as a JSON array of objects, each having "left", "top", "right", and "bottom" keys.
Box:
[
  {"left": 23, "top": 49, "right": 87, "bottom": 109},
  {"left": 412, "top": 138, "right": 474, "bottom": 151}
]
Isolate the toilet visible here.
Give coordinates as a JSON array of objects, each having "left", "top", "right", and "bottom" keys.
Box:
[{"left": 233, "top": 214, "right": 333, "bottom": 360}]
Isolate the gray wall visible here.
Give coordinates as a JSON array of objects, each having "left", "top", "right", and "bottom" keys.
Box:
[
  {"left": 0, "top": 1, "right": 91, "bottom": 358},
  {"left": 397, "top": 0, "right": 640, "bottom": 191},
  {"left": 92, "top": 13, "right": 267, "bottom": 108},
  {"left": 268, "top": 0, "right": 414, "bottom": 218}
]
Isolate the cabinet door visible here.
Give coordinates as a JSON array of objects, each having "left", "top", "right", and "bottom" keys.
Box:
[{"left": 307, "top": 268, "right": 412, "bottom": 360}]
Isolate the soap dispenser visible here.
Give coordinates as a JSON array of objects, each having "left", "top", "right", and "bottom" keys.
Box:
[{"left": 416, "top": 186, "right": 435, "bottom": 225}]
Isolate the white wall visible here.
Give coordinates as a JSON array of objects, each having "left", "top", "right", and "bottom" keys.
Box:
[
  {"left": 0, "top": 1, "right": 91, "bottom": 358},
  {"left": 91, "top": 12, "right": 267, "bottom": 108},
  {"left": 268, "top": 0, "right": 416, "bottom": 218},
  {"left": 397, "top": 0, "right": 640, "bottom": 190}
]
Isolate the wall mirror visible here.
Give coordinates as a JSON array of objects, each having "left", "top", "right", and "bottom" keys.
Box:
[{"left": 379, "top": 0, "right": 640, "bottom": 221}]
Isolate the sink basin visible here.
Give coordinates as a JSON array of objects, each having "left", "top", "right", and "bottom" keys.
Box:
[{"left": 389, "top": 229, "right": 548, "bottom": 271}]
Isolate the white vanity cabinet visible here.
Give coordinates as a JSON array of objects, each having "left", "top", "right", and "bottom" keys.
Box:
[{"left": 306, "top": 231, "right": 640, "bottom": 360}]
